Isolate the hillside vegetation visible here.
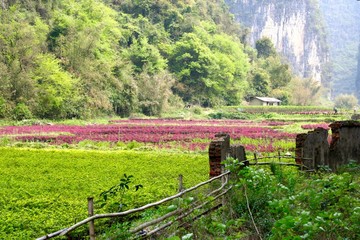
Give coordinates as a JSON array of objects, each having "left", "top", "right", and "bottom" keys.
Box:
[{"left": 0, "top": 0, "right": 319, "bottom": 120}]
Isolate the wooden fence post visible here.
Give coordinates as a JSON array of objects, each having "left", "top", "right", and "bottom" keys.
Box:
[
  {"left": 221, "top": 172, "right": 226, "bottom": 208},
  {"left": 178, "top": 174, "right": 183, "bottom": 193},
  {"left": 88, "top": 197, "right": 95, "bottom": 240},
  {"left": 278, "top": 150, "right": 281, "bottom": 162}
]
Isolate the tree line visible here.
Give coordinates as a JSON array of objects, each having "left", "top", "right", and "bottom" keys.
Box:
[{"left": 0, "top": 0, "right": 322, "bottom": 120}]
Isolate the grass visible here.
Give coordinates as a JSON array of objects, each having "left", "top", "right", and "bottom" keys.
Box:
[{"left": 0, "top": 147, "right": 208, "bottom": 239}]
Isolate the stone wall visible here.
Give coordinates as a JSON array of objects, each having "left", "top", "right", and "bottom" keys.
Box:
[
  {"left": 296, "top": 121, "right": 360, "bottom": 171},
  {"left": 295, "top": 128, "right": 329, "bottom": 170},
  {"left": 328, "top": 121, "right": 360, "bottom": 170}
]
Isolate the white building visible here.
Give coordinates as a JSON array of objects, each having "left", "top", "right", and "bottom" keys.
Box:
[{"left": 249, "top": 97, "right": 281, "bottom": 106}]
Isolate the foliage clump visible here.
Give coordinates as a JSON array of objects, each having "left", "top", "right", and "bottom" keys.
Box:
[{"left": 229, "top": 164, "right": 360, "bottom": 239}]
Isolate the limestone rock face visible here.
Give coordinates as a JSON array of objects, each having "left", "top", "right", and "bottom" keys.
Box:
[{"left": 226, "top": 0, "right": 328, "bottom": 83}]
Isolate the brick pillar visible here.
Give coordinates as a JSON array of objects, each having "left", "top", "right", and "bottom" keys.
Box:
[{"left": 209, "top": 133, "right": 230, "bottom": 177}]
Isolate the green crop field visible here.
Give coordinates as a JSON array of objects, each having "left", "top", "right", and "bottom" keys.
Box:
[{"left": 0, "top": 147, "right": 208, "bottom": 239}]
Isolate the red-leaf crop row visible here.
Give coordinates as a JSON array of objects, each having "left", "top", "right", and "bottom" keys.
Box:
[
  {"left": 301, "top": 123, "right": 330, "bottom": 130},
  {"left": 0, "top": 119, "right": 295, "bottom": 151}
]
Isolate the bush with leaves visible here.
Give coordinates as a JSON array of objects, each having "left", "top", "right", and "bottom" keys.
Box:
[
  {"left": 230, "top": 164, "right": 360, "bottom": 239},
  {"left": 12, "top": 103, "right": 33, "bottom": 120}
]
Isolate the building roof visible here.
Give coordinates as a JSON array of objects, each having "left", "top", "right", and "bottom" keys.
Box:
[{"left": 254, "top": 97, "right": 281, "bottom": 103}]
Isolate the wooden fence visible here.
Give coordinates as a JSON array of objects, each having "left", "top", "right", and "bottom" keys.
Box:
[
  {"left": 37, "top": 153, "right": 306, "bottom": 240},
  {"left": 37, "top": 172, "right": 231, "bottom": 240}
]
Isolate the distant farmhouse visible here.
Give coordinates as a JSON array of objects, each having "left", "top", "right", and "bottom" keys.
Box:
[{"left": 249, "top": 97, "right": 281, "bottom": 106}]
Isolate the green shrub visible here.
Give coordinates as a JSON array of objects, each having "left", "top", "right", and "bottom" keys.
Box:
[
  {"left": 12, "top": 103, "right": 33, "bottom": 120},
  {"left": 208, "top": 111, "right": 249, "bottom": 119},
  {"left": 192, "top": 106, "right": 203, "bottom": 115},
  {"left": 230, "top": 164, "right": 360, "bottom": 239}
]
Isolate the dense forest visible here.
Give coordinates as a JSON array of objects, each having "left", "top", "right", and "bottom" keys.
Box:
[{"left": 0, "top": 0, "right": 319, "bottom": 119}]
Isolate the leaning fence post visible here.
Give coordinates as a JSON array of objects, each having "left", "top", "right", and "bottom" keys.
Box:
[{"left": 88, "top": 197, "right": 95, "bottom": 240}]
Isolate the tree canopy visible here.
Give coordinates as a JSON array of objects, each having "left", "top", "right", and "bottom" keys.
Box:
[{"left": 0, "top": 0, "right": 301, "bottom": 119}]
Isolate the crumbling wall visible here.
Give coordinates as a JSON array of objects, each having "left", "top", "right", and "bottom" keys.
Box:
[
  {"left": 296, "top": 121, "right": 360, "bottom": 171},
  {"left": 328, "top": 121, "right": 360, "bottom": 170},
  {"left": 295, "top": 128, "right": 329, "bottom": 170}
]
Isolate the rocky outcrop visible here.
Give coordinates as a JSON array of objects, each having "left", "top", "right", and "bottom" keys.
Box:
[{"left": 225, "top": 0, "right": 328, "bottom": 83}]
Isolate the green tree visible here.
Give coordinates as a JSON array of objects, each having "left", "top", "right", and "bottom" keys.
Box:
[
  {"left": 48, "top": 0, "right": 127, "bottom": 117},
  {"left": 256, "top": 37, "right": 277, "bottom": 58},
  {"left": 289, "top": 77, "right": 322, "bottom": 105},
  {"left": 136, "top": 70, "right": 175, "bottom": 116},
  {"left": 32, "top": 54, "right": 76, "bottom": 119},
  {"left": 0, "top": 9, "right": 48, "bottom": 117},
  {"left": 334, "top": 94, "right": 358, "bottom": 109},
  {"left": 123, "top": 37, "right": 167, "bottom": 74},
  {"left": 168, "top": 24, "right": 249, "bottom": 106},
  {"left": 260, "top": 57, "right": 292, "bottom": 89},
  {"left": 250, "top": 68, "right": 271, "bottom": 97}
]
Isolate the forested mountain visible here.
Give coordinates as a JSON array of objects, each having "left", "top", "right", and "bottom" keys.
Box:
[
  {"left": 226, "top": 0, "right": 360, "bottom": 99},
  {"left": 0, "top": 0, "right": 313, "bottom": 119}
]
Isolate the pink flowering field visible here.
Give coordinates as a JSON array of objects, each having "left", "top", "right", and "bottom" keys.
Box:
[{"left": 0, "top": 119, "right": 296, "bottom": 152}]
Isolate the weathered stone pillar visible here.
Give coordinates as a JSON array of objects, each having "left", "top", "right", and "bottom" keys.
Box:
[
  {"left": 229, "top": 144, "right": 248, "bottom": 166},
  {"left": 295, "top": 127, "right": 329, "bottom": 170},
  {"left": 329, "top": 121, "right": 360, "bottom": 170}
]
